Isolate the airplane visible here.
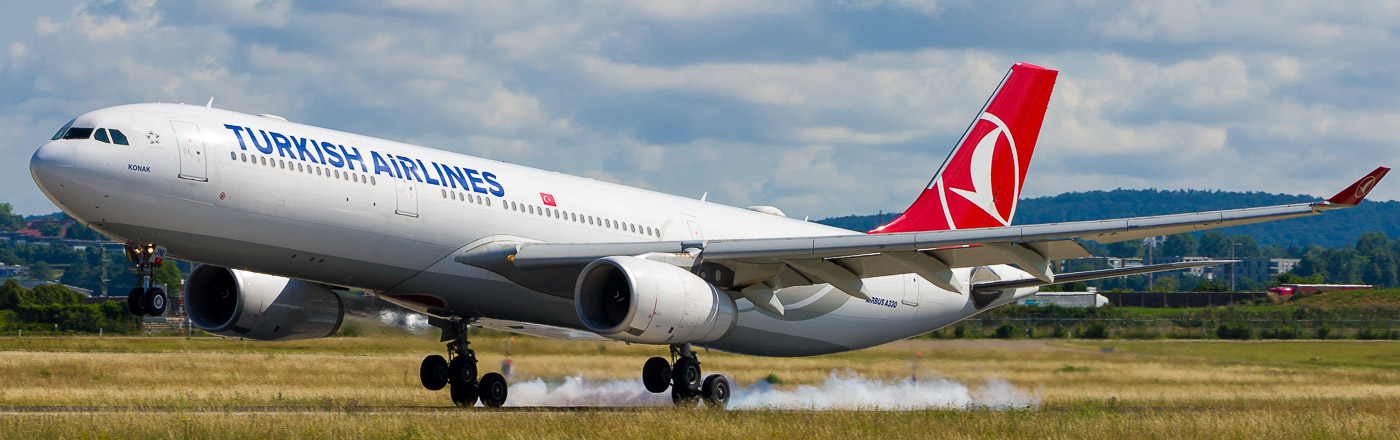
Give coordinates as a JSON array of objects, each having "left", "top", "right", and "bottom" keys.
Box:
[{"left": 28, "top": 62, "right": 1389, "bottom": 409}]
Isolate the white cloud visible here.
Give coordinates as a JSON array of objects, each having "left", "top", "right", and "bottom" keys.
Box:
[{"left": 3, "top": 0, "right": 1400, "bottom": 217}]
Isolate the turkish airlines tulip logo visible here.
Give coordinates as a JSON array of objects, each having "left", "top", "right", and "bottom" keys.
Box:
[
  {"left": 941, "top": 112, "right": 1020, "bottom": 228},
  {"left": 1356, "top": 176, "right": 1378, "bottom": 198}
]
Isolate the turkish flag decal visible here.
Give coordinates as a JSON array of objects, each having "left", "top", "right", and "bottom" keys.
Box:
[{"left": 540, "top": 193, "right": 557, "bottom": 207}]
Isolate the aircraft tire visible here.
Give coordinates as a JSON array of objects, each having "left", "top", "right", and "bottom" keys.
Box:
[
  {"left": 642, "top": 357, "right": 671, "bottom": 393},
  {"left": 448, "top": 356, "right": 477, "bottom": 386},
  {"left": 450, "top": 382, "right": 479, "bottom": 407},
  {"left": 143, "top": 288, "right": 167, "bottom": 316},
  {"left": 478, "top": 372, "right": 508, "bottom": 408},
  {"left": 420, "top": 355, "right": 449, "bottom": 391},
  {"left": 127, "top": 288, "right": 148, "bottom": 316},
  {"left": 701, "top": 374, "right": 730, "bottom": 410},
  {"left": 672, "top": 357, "right": 702, "bottom": 393}
]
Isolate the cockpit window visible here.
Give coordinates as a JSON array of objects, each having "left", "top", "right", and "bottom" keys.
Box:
[
  {"left": 109, "top": 129, "right": 129, "bottom": 145},
  {"left": 95, "top": 128, "right": 111, "bottom": 143},
  {"left": 51, "top": 119, "right": 75, "bottom": 140},
  {"left": 61, "top": 127, "right": 95, "bottom": 140}
]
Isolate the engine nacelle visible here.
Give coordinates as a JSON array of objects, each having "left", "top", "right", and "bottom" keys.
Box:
[
  {"left": 184, "top": 265, "right": 344, "bottom": 341},
  {"left": 575, "top": 256, "right": 737, "bottom": 344}
]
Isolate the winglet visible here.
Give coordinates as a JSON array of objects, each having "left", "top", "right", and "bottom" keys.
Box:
[{"left": 1326, "top": 166, "right": 1390, "bottom": 206}]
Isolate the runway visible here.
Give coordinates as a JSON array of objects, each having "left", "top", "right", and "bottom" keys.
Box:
[{"left": 0, "top": 405, "right": 1236, "bottom": 415}]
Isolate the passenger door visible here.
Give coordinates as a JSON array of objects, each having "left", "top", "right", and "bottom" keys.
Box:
[
  {"left": 395, "top": 179, "right": 418, "bottom": 217},
  {"left": 170, "top": 121, "right": 207, "bottom": 181}
]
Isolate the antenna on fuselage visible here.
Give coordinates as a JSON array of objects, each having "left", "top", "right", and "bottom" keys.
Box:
[
  {"left": 206, "top": 97, "right": 215, "bottom": 108},
  {"left": 700, "top": 192, "right": 708, "bottom": 202}
]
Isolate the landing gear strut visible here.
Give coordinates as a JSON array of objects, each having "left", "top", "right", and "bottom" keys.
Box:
[
  {"left": 643, "top": 344, "right": 730, "bottom": 409},
  {"left": 124, "top": 244, "right": 167, "bottom": 317},
  {"left": 420, "top": 317, "right": 510, "bottom": 408}
]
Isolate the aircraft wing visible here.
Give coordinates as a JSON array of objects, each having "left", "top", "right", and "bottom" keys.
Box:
[{"left": 458, "top": 167, "right": 1388, "bottom": 299}]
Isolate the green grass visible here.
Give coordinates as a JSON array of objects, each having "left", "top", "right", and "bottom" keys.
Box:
[{"left": 1061, "top": 340, "right": 1400, "bottom": 370}]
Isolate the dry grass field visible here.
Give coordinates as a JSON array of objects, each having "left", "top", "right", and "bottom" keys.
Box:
[{"left": 0, "top": 323, "right": 1396, "bottom": 438}]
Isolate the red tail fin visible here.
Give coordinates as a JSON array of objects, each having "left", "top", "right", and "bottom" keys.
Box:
[{"left": 869, "top": 63, "right": 1057, "bottom": 234}]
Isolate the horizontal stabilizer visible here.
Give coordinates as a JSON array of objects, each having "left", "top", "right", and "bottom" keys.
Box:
[{"left": 971, "top": 260, "right": 1236, "bottom": 291}]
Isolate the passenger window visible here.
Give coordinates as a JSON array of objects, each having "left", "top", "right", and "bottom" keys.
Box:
[
  {"left": 62, "top": 127, "right": 94, "bottom": 140},
  {"left": 241, "top": 153, "right": 247, "bottom": 162},
  {"left": 528, "top": 205, "right": 534, "bottom": 214},
  {"left": 230, "top": 152, "right": 236, "bottom": 160},
  {"left": 109, "top": 129, "right": 129, "bottom": 145},
  {"left": 442, "top": 189, "right": 447, "bottom": 198},
  {"left": 371, "top": 177, "right": 376, "bottom": 185},
  {"left": 51, "top": 119, "right": 75, "bottom": 140},
  {"left": 95, "top": 129, "right": 111, "bottom": 143},
  {"left": 260, "top": 157, "right": 267, "bottom": 166},
  {"left": 334, "top": 170, "right": 340, "bottom": 178},
  {"left": 299, "top": 163, "right": 305, "bottom": 172}
]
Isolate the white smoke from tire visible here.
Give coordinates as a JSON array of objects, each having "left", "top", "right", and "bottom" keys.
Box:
[{"left": 503, "top": 371, "right": 1039, "bottom": 410}]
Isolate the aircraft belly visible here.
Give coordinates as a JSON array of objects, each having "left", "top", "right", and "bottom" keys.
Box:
[{"left": 386, "top": 269, "right": 583, "bottom": 329}]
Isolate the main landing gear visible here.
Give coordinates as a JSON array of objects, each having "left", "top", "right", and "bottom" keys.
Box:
[
  {"left": 124, "top": 244, "right": 167, "bottom": 317},
  {"left": 419, "top": 317, "right": 509, "bottom": 408},
  {"left": 643, "top": 344, "right": 730, "bottom": 409}
]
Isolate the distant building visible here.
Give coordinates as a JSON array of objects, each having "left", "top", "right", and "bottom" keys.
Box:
[
  {"left": 16, "top": 280, "right": 94, "bottom": 296},
  {"left": 1057, "top": 257, "right": 1143, "bottom": 272},
  {"left": 1018, "top": 291, "right": 1109, "bottom": 308},
  {"left": 1204, "top": 257, "right": 1300, "bottom": 283},
  {"left": 1149, "top": 256, "right": 1215, "bottom": 278},
  {"left": 0, "top": 264, "right": 24, "bottom": 278}
]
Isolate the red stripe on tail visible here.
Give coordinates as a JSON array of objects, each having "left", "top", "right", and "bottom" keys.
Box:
[{"left": 869, "top": 63, "right": 1058, "bottom": 234}]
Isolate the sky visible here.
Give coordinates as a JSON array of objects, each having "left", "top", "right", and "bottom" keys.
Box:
[{"left": 4, "top": 0, "right": 1400, "bottom": 220}]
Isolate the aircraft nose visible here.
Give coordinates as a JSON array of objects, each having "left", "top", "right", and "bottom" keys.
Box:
[{"left": 30, "top": 141, "right": 75, "bottom": 194}]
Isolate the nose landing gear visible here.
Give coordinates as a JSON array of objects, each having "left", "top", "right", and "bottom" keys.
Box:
[
  {"left": 124, "top": 244, "right": 168, "bottom": 317},
  {"left": 419, "top": 316, "right": 510, "bottom": 408},
  {"left": 643, "top": 344, "right": 730, "bottom": 409}
]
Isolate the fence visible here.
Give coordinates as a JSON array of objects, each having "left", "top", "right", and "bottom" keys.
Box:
[
  {"left": 936, "top": 317, "right": 1400, "bottom": 340},
  {"left": 1096, "top": 291, "right": 1271, "bottom": 308}
]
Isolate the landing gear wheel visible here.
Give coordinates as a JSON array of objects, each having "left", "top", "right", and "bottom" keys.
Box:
[
  {"left": 127, "top": 287, "right": 147, "bottom": 316},
  {"left": 448, "top": 356, "right": 478, "bottom": 386},
  {"left": 450, "top": 382, "right": 479, "bottom": 407},
  {"left": 672, "top": 356, "right": 702, "bottom": 393},
  {"left": 478, "top": 372, "right": 509, "bottom": 408},
  {"left": 701, "top": 374, "right": 730, "bottom": 410},
  {"left": 420, "top": 355, "right": 449, "bottom": 391},
  {"left": 643, "top": 357, "right": 672, "bottom": 393},
  {"left": 143, "top": 288, "right": 167, "bottom": 316}
]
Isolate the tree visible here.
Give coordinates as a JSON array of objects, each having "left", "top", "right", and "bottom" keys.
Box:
[
  {"left": 1230, "top": 235, "right": 1261, "bottom": 258},
  {"left": 1199, "top": 231, "right": 1229, "bottom": 258},
  {"left": 0, "top": 279, "right": 24, "bottom": 309},
  {"left": 38, "top": 222, "right": 62, "bottom": 237},
  {"left": 1150, "top": 275, "right": 1180, "bottom": 292},
  {"left": 153, "top": 259, "right": 184, "bottom": 293},
  {"left": 0, "top": 204, "right": 23, "bottom": 232},
  {"left": 64, "top": 223, "right": 105, "bottom": 241},
  {"left": 1193, "top": 279, "right": 1229, "bottom": 292},
  {"left": 30, "top": 262, "right": 54, "bottom": 280},
  {"left": 1105, "top": 239, "right": 1143, "bottom": 258},
  {"left": 1162, "top": 234, "right": 1198, "bottom": 257}
]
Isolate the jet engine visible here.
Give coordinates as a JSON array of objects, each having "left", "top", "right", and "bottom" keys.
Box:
[
  {"left": 575, "top": 256, "right": 736, "bottom": 344},
  {"left": 184, "top": 265, "right": 343, "bottom": 341}
]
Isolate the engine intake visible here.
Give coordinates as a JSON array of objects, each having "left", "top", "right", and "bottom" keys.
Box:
[
  {"left": 575, "top": 256, "right": 737, "bottom": 344},
  {"left": 184, "top": 265, "right": 344, "bottom": 341}
]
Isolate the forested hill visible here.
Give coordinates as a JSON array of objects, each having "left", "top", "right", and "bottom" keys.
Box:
[{"left": 816, "top": 189, "right": 1400, "bottom": 248}]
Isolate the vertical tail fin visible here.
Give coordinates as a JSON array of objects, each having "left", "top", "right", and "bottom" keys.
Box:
[{"left": 869, "top": 63, "right": 1058, "bottom": 234}]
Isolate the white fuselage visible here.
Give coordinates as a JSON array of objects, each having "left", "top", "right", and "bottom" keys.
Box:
[{"left": 30, "top": 103, "right": 1035, "bottom": 356}]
